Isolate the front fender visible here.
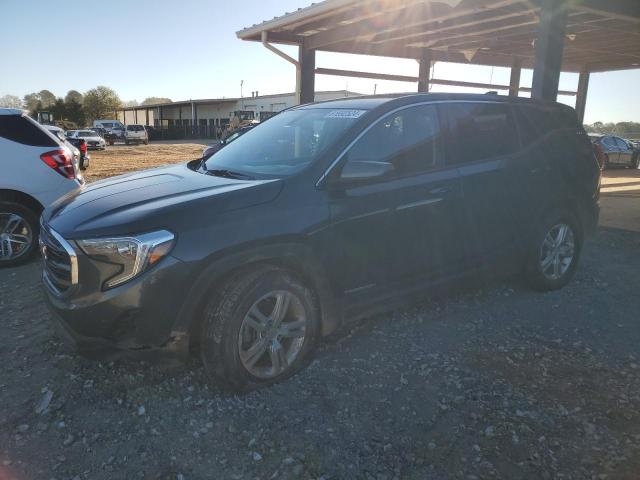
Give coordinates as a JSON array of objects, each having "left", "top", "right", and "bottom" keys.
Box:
[{"left": 171, "top": 242, "right": 342, "bottom": 339}]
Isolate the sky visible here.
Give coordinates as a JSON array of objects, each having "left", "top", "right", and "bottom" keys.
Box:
[{"left": 1, "top": 0, "right": 638, "bottom": 124}]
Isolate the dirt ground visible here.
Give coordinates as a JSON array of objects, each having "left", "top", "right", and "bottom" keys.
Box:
[
  {"left": 83, "top": 143, "right": 207, "bottom": 183},
  {"left": 1, "top": 145, "right": 640, "bottom": 479}
]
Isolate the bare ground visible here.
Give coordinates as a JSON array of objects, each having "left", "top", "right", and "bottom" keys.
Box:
[{"left": 83, "top": 143, "right": 206, "bottom": 183}]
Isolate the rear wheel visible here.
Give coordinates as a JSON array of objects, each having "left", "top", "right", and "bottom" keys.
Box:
[
  {"left": 524, "top": 209, "right": 582, "bottom": 291},
  {"left": 0, "top": 202, "right": 39, "bottom": 268},
  {"left": 200, "top": 266, "right": 320, "bottom": 391}
]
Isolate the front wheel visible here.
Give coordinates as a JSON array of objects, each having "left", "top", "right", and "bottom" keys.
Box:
[
  {"left": 200, "top": 266, "right": 320, "bottom": 391},
  {"left": 0, "top": 203, "right": 40, "bottom": 268},
  {"left": 524, "top": 209, "right": 582, "bottom": 291}
]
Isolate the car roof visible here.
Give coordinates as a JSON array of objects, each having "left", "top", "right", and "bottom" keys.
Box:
[
  {"left": 0, "top": 108, "right": 26, "bottom": 116},
  {"left": 295, "top": 92, "right": 571, "bottom": 112}
]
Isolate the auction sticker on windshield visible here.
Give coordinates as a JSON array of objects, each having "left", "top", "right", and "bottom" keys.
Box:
[{"left": 325, "top": 110, "right": 367, "bottom": 119}]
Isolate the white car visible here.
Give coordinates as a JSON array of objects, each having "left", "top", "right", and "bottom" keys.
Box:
[
  {"left": 124, "top": 124, "right": 149, "bottom": 145},
  {"left": 67, "top": 129, "right": 106, "bottom": 150},
  {"left": 0, "top": 109, "right": 83, "bottom": 267}
]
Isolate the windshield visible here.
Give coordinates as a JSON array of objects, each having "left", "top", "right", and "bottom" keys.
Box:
[
  {"left": 203, "top": 108, "right": 365, "bottom": 177},
  {"left": 78, "top": 131, "right": 95, "bottom": 137}
]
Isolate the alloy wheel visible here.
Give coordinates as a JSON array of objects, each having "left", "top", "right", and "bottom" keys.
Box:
[
  {"left": 539, "top": 223, "right": 575, "bottom": 281},
  {"left": 0, "top": 213, "right": 33, "bottom": 262},
  {"left": 238, "top": 290, "right": 307, "bottom": 379}
]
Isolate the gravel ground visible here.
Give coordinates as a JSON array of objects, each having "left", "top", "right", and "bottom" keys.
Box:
[{"left": 1, "top": 226, "right": 640, "bottom": 480}]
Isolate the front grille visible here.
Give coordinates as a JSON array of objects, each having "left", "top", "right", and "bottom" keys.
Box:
[{"left": 40, "top": 224, "right": 78, "bottom": 296}]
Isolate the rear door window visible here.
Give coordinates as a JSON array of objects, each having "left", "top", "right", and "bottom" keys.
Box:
[
  {"left": 445, "top": 102, "right": 518, "bottom": 164},
  {"left": 342, "top": 104, "right": 443, "bottom": 178},
  {"left": 0, "top": 115, "right": 59, "bottom": 147}
]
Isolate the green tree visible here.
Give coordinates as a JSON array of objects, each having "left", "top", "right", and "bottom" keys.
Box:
[
  {"left": 64, "top": 90, "right": 83, "bottom": 104},
  {"left": 38, "top": 89, "right": 56, "bottom": 108},
  {"left": 23, "top": 93, "right": 40, "bottom": 113},
  {"left": 123, "top": 99, "right": 139, "bottom": 107},
  {"left": 65, "top": 99, "right": 86, "bottom": 126},
  {"left": 49, "top": 98, "right": 67, "bottom": 120},
  {"left": 83, "top": 86, "right": 122, "bottom": 123},
  {"left": 0, "top": 94, "right": 23, "bottom": 108},
  {"left": 141, "top": 97, "right": 172, "bottom": 105}
]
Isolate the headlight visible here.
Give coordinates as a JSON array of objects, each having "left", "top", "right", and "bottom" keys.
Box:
[{"left": 77, "top": 230, "right": 174, "bottom": 289}]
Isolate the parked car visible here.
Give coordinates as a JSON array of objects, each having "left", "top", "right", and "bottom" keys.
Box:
[
  {"left": 202, "top": 125, "right": 255, "bottom": 159},
  {"left": 41, "top": 94, "right": 600, "bottom": 390},
  {"left": 89, "top": 127, "right": 117, "bottom": 146},
  {"left": 1, "top": 108, "right": 83, "bottom": 267},
  {"left": 589, "top": 134, "right": 639, "bottom": 169},
  {"left": 124, "top": 124, "right": 149, "bottom": 145},
  {"left": 67, "top": 129, "right": 106, "bottom": 150},
  {"left": 45, "top": 126, "right": 89, "bottom": 171}
]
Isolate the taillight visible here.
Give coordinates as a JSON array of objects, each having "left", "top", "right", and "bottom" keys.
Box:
[
  {"left": 40, "top": 149, "right": 75, "bottom": 179},
  {"left": 80, "top": 140, "right": 87, "bottom": 154}
]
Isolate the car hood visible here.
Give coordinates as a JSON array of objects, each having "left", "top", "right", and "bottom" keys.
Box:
[{"left": 44, "top": 163, "right": 283, "bottom": 238}]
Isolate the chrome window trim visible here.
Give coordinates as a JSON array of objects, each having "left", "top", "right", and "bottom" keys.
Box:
[{"left": 315, "top": 99, "right": 504, "bottom": 188}]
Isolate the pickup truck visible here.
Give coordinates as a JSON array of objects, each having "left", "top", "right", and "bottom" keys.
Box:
[{"left": 124, "top": 124, "right": 149, "bottom": 145}]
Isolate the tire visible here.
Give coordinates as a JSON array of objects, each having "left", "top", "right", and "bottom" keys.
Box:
[
  {"left": 144, "top": 140, "right": 149, "bottom": 145},
  {"left": 200, "top": 266, "right": 320, "bottom": 391},
  {"left": 0, "top": 202, "right": 40, "bottom": 268},
  {"left": 631, "top": 154, "right": 639, "bottom": 169},
  {"left": 125, "top": 140, "right": 129, "bottom": 145},
  {"left": 524, "top": 209, "right": 582, "bottom": 291}
]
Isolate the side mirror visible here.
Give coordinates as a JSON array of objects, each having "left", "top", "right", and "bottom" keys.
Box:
[{"left": 338, "top": 160, "right": 394, "bottom": 183}]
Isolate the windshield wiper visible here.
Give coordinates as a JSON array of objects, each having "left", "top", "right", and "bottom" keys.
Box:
[{"left": 205, "top": 169, "right": 255, "bottom": 180}]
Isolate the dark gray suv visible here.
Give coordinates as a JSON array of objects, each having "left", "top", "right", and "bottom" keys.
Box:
[{"left": 41, "top": 93, "right": 600, "bottom": 390}]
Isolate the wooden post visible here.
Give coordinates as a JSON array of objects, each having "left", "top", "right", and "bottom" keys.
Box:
[
  {"left": 575, "top": 71, "right": 590, "bottom": 124},
  {"left": 299, "top": 40, "right": 316, "bottom": 104},
  {"left": 418, "top": 51, "right": 432, "bottom": 93},
  {"left": 531, "top": 0, "right": 568, "bottom": 100},
  {"left": 509, "top": 60, "right": 522, "bottom": 97}
]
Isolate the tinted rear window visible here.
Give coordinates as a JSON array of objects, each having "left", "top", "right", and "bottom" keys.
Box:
[
  {"left": 0, "top": 115, "right": 59, "bottom": 147},
  {"left": 515, "top": 105, "right": 579, "bottom": 146},
  {"left": 127, "top": 125, "right": 144, "bottom": 131},
  {"left": 446, "top": 102, "right": 518, "bottom": 164}
]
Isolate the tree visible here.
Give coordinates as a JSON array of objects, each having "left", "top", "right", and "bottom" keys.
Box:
[
  {"left": 141, "top": 97, "right": 172, "bottom": 105},
  {"left": 83, "top": 86, "right": 122, "bottom": 123},
  {"left": 0, "top": 94, "right": 23, "bottom": 108},
  {"left": 38, "top": 90, "right": 57, "bottom": 108},
  {"left": 122, "top": 99, "right": 139, "bottom": 107},
  {"left": 64, "top": 90, "right": 83, "bottom": 105},
  {"left": 23, "top": 93, "right": 40, "bottom": 113}
]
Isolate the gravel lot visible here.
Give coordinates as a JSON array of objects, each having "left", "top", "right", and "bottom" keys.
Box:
[{"left": 1, "top": 150, "right": 639, "bottom": 480}]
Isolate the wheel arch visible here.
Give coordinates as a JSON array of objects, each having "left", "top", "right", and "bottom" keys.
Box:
[
  {"left": 174, "top": 242, "right": 341, "bottom": 350},
  {"left": 0, "top": 189, "right": 44, "bottom": 215}
]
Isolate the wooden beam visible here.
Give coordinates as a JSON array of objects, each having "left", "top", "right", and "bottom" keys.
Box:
[
  {"left": 299, "top": 41, "right": 316, "bottom": 104},
  {"left": 305, "top": 1, "right": 444, "bottom": 50},
  {"left": 372, "top": 5, "right": 539, "bottom": 45},
  {"left": 314, "top": 67, "right": 577, "bottom": 96},
  {"left": 509, "top": 60, "right": 521, "bottom": 97},
  {"left": 316, "top": 67, "right": 418, "bottom": 83},
  {"left": 575, "top": 71, "right": 590, "bottom": 123},
  {"left": 532, "top": 0, "right": 568, "bottom": 100},
  {"left": 572, "top": 0, "right": 640, "bottom": 24},
  {"left": 418, "top": 50, "right": 432, "bottom": 92}
]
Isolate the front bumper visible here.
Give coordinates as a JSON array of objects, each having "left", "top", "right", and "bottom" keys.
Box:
[{"left": 43, "top": 253, "right": 195, "bottom": 351}]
